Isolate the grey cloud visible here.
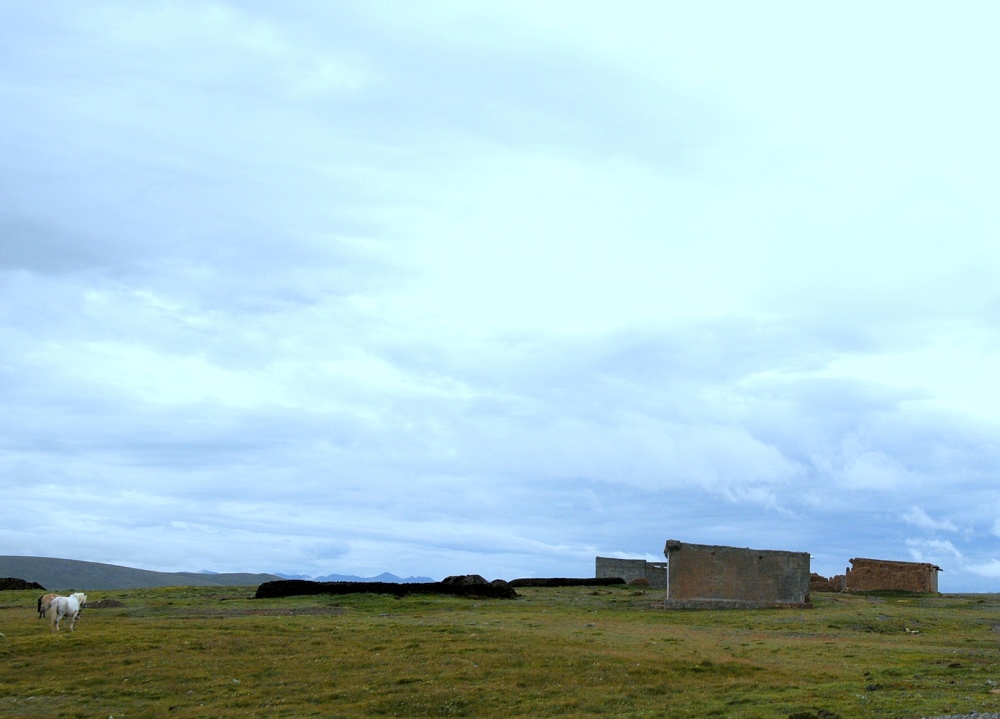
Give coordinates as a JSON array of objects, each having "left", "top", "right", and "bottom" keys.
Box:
[
  {"left": 0, "top": 218, "right": 113, "bottom": 274},
  {"left": 36, "top": 3, "right": 718, "bottom": 167},
  {"left": 2, "top": 3, "right": 999, "bottom": 588}
]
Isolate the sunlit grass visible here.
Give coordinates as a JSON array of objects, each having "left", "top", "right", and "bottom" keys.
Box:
[{"left": 2, "top": 585, "right": 999, "bottom": 717}]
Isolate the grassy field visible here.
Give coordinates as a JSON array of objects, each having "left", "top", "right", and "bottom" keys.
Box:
[{"left": 1, "top": 584, "right": 999, "bottom": 718}]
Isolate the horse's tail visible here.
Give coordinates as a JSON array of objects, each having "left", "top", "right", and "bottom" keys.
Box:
[
  {"left": 49, "top": 597, "right": 63, "bottom": 629},
  {"left": 37, "top": 595, "right": 42, "bottom": 618}
]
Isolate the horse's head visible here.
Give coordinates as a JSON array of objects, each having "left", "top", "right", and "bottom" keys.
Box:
[{"left": 72, "top": 592, "right": 88, "bottom": 607}]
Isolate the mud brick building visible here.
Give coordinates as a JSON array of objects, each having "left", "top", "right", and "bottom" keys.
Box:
[{"left": 844, "top": 558, "right": 941, "bottom": 593}]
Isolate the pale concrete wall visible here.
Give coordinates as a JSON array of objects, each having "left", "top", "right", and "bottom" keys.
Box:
[
  {"left": 596, "top": 557, "right": 646, "bottom": 584},
  {"left": 663, "top": 540, "right": 811, "bottom": 606},
  {"left": 646, "top": 562, "right": 667, "bottom": 589},
  {"left": 595, "top": 557, "right": 668, "bottom": 589}
]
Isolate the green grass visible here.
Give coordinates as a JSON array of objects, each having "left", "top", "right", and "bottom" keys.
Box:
[{"left": 2, "top": 586, "right": 999, "bottom": 718}]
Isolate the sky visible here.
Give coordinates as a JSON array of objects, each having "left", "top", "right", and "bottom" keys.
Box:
[{"left": 2, "top": 2, "right": 999, "bottom": 591}]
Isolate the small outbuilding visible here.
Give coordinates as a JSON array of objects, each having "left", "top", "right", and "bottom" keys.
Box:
[{"left": 844, "top": 558, "right": 941, "bottom": 593}]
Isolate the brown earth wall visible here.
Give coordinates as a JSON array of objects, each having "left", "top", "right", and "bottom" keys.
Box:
[
  {"left": 809, "top": 573, "right": 846, "bottom": 592},
  {"left": 845, "top": 559, "right": 938, "bottom": 593}
]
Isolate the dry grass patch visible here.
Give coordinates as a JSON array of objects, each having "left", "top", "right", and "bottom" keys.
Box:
[{"left": 1, "top": 586, "right": 999, "bottom": 717}]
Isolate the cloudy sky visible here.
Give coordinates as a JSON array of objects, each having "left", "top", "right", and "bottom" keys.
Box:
[{"left": 3, "top": 2, "right": 999, "bottom": 590}]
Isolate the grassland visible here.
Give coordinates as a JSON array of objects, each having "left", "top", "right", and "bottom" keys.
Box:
[{"left": 1, "top": 584, "right": 999, "bottom": 718}]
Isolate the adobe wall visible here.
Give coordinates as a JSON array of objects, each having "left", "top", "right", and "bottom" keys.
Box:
[
  {"left": 663, "top": 540, "right": 811, "bottom": 607},
  {"left": 595, "top": 557, "right": 668, "bottom": 589},
  {"left": 845, "top": 558, "right": 940, "bottom": 593},
  {"left": 810, "top": 572, "right": 846, "bottom": 592}
]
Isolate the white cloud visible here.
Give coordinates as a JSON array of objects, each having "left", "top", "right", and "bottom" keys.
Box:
[
  {"left": 966, "top": 560, "right": 1000, "bottom": 579},
  {"left": 903, "top": 506, "right": 958, "bottom": 533},
  {"left": 827, "top": 337, "right": 1000, "bottom": 425},
  {"left": 906, "top": 539, "right": 962, "bottom": 562},
  {"left": 837, "top": 449, "right": 910, "bottom": 491},
  {"left": 1, "top": 2, "right": 1000, "bottom": 588}
]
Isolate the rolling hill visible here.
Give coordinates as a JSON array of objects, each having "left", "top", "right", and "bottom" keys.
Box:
[{"left": 0, "top": 556, "right": 282, "bottom": 591}]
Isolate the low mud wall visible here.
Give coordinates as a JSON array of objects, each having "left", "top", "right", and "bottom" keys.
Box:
[
  {"left": 810, "top": 572, "right": 846, "bottom": 592},
  {"left": 509, "top": 577, "right": 625, "bottom": 588},
  {"left": 255, "top": 579, "right": 517, "bottom": 600}
]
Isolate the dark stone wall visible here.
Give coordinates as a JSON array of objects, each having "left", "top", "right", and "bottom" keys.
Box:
[{"left": 510, "top": 577, "right": 624, "bottom": 588}]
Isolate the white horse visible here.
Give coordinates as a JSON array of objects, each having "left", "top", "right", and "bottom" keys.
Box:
[{"left": 50, "top": 592, "right": 87, "bottom": 631}]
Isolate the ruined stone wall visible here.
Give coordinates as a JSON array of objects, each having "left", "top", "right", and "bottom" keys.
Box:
[
  {"left": 595, "top": 557, "right": 668, "bottom": 589},
  {"left": 664, "top": 541, "right": 811, "bottom": 607},
  {"left": 809, "top": 573, "right": 846, "bottom": 592},
  {"left": 845, "top": 558, "right": 939, "bottom": 593}
]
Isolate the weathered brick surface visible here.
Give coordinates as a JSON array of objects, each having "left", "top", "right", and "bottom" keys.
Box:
[
  {"left": 845, "top": 558, "right": 940, "bottom": 593},
  {"left": 663, "top": 541, "right": 811, "bottom": 607},
  {"left": 810, "top": 572, "right": 846, "bottom": 592}
]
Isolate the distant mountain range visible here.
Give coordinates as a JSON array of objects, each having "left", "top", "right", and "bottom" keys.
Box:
[
  {"left": 275, "top": 571, "right": 435, "bottom": 584},
  {"left": 0, "top": 556, "right": 435, "bottom": 591}
]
